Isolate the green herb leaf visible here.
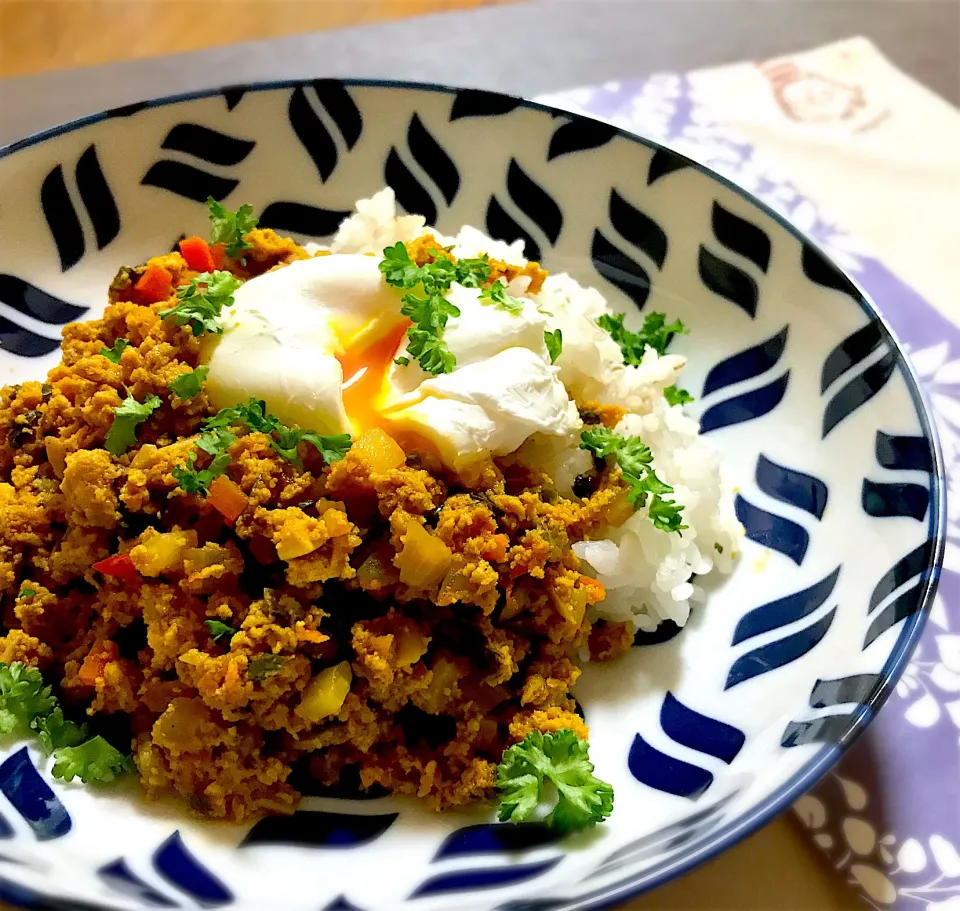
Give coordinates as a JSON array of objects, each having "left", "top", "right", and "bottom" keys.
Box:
[
  {"left": 248, "top": 654, "right": 286, "bottom": 680},
  {"left": 596, "top": 311, "right": 688, "bottom": 364},
  {"left": 380, "top": 245, "right": 490, "bottom": 376},
  {"left": 169, "top": 365, "right": 209, "bottom": 401},
  {"left": 34, "top": 708, "right": 87, "bottom": 752},
  {"left": 405, "top": 325, "right": 457, "bottom": 376},
  {"left": 0, "top": 662, "right": 132, "bottom": 784},
  {"left": 99, "top": 339, "right": 130, "bottom": 363},
  {"left": 172, "top": 447, "right": 232, "bottom": 496},
  {"left": 51, "top": 735, "right": 134, "bottom": 784},
  {"left": 455, "top": 256, "right": 492, "bottom": 288},
  {"left": 399, "top": 292, "right": 460, "bottom": 376},
  {"left": 0, "top": 662, "right": 57, "bottom": 740},
  {"left": 196, "top": 426, "right": 237, "bottom": 456},
  {"left": 205, "top": 620, "right": 237, "bottom": 643},
  {"left": 394, "top": 356, "right": 410, "bottom": 367},
  {"left": 379, "top": 242, "right": 424, "bottom": 288},
  {"left": 580, "top": 427, "right": 686, "bottom": 533},
  {"left": 663, "top": 385, "right": 694, "bottom": 407},
  {"left": 298, "top": 431, "right": 353, "bottom": 466},
  {"left": 479, "top": 281, "right": 524, "bottom": 314},
  {"left": 544, "top": 329, "right": 563, "bottom": 364},
  {"left": 496, "top": 730, "right": 614, "bottom": 834},
  {"left": 19, "top": 588, "right": 36, "bottom": 599},
  {"left": 174, "top": 399, "right": 352, "bottom": 491},
  {"left": 158, "top": 271, "right": 241, "bottom": 338},
  {"left": 104, "top": 393, "right": 162, "bottom": 457},
  {"left": 207, "top": 197, "right": 259, "bottom": 259},
  {"left": 714, "top": 542, "right": 724, "bottom": 554}
]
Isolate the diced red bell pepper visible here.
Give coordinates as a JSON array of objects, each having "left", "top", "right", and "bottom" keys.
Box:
[
  {"left": 207, "top": 475, "right": 248, "bottom": 524},
  {"left": 179, "top": 236, "right": 216, "bottom": 273},
  {"left": 210, "top": 243, "right": 227, "bottom": 270},
  {"left": 134, "top": 264, "right": 174, "bottom": 304},
  {"left": 92, "top": 553, "right": 139, "bottom": 584}
]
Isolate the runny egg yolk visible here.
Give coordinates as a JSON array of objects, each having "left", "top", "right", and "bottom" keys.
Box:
[{"left": 337, "top": 319, "right": 411, "bottom": 433}]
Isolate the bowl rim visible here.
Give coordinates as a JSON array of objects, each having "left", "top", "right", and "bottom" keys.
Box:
[{"left": 0, "top": 77, "right": 946, "bottom": 911}]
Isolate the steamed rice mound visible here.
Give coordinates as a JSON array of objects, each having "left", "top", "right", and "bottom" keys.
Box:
[{"left": 0, "top": 192, "right": 740, "bottom": 822}]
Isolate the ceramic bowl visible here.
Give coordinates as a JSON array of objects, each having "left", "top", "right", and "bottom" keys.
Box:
[{"left": 0, "top": 80, "right": 944, "bottom": 911}]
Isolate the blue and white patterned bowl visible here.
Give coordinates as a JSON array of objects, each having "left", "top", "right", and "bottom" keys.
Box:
[{"left": 0, "top": 80, "right": 944, "bottom": 911}]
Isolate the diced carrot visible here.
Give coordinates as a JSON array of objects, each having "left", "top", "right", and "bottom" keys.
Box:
[
  {"left": 207, "top": 475, "right": 248, "bottom": 524},
  {"left": 179, "top": 236, "right": 215, "bottom": 272},
  {"left": 78, "top": 641, "right": 119, "bottom": 686},
  {"left": 134, "top": 264, "right": 174, "bottom": 304},
  {"left": 482, "top": 534, "right": 510, "bottom": 563},
  {"left": 210, "top": 243, "right": 227, "bottom": 270},
  {"left": 92, "top": 553, "right": 139, "bottom": 584},
  {"left": 579, "top": 575, "right": 606, "bottom": 604}
]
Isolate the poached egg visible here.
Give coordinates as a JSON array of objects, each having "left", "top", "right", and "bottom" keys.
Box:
[{"left": 202, "top": 253, "right": 580, "bottom": 469}]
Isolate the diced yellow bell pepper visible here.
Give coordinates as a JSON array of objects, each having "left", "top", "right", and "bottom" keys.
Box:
[
  {"left": 394, "top": 520, "right": 452, "bottom": 589},
  {"left": 395, "top": 627, "right": 429, "bottom": 666},
  {"left": 295, "top": 661, "right": 352, "bottom": 723},
  {"left": 352, "top": 428, "right": 406, "bottom": 473},
  {"left": 131, "top": 529, "right": 198, "bottom": 576}
]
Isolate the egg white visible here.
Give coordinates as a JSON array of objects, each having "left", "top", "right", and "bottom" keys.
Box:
[{"left": 202, "top": 251, "right": 582, "bottom": 468}]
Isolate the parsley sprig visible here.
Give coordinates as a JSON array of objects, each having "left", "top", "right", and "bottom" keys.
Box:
[
  {"left": 479, "top": 281, "right": 523, "bottom": 314},
  {"left": 173, "top": 398, "right": 352, "bottom": 495},
  {"left": 664, "top": 385, "right": 694, "bottom": 407},
  {"left": 205, "top": 619, "right": 237, "bottom": 643},
  {"left": 596, "top": 311, "right": 688, "bottom": 364},
  {"left": 544, "top": 329, "right": 562, "bottom": 364},
  {"left": 379, "top": 242, "right": 491, "bottom": 375},
  {"left": 100, "top": 339, "right": 129, "bottom": 363},
  {"left": 496, "top": 730, "right": 614, "bottom": 834},
  {"left": 159, "top": 271, "right": 241, "bottom": 338},
  {"left": 105, "top": 392, "right": 162, "bottom": 456},
  {"left": 207, "top": 198, "right": 259, "bottom": 261},
  {"left": 169, "top": 366, "right": 209, "bottom": 401},
  {"left": 580, "top": 427, "right": 686, "bottom": 533},
  {"left": 0, "top": 662, "right": 133, "bottom": 784}
]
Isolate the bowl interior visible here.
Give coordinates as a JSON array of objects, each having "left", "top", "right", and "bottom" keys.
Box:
[{"left": 0, "top": 81, "right": 942, "bottom": 911}]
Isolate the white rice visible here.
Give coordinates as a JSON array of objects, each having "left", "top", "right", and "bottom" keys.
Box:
[{"left": 329, "top": 189, "right": 743, "bottom": 633}]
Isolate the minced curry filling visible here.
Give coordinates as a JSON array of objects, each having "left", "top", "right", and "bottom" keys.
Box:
[{"left": 0, "top": 228, "right": 633, "bottom": 822}]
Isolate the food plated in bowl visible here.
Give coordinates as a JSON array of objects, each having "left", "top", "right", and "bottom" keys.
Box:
[
  {"left": 0, "top": 81, "right": 942, "bottom": 911},
  {"left": 0, "top": 190, "right": 738, "bottom": 826}
]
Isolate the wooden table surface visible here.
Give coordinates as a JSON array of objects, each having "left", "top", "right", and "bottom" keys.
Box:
[{"left": 0, "top": 2, "right": 860, "bottom": 908}]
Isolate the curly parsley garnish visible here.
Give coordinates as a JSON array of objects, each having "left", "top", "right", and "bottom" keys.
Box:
[
  {"left": 379, "top": 243, "right": 491, "bottom": 375},
  {"left": 207, "top": 197, "right": 259, "bottom": 260},
  {"left": 205, "top": 620, "right": 238, "bottom": 643},
  {"left": 497, "top": 730, "right": 614, "bottom": 834},
  {"left": 169, "top": 366, "right": 209, "bottom": 401},
  {"left": 159, "top": 271, "right": 241, "bottom": 338},
  {"left": 596, "top": 311, "right": 688, "bottom": 364},
  {"left": 100, "top": 339, "right": 129, "bottom": 363},
  {"left": 664, "top": 385, "right": 694, "bottom": 407},
  {"left": 52, "top": 736, "right": 134, "bottom": 784},
  {"left": 0, "top": 662, "right": 132, "bottom": 785},
  {"left": 479, "top": 281, "right": 523, "bottom": 314},
  {"left": 544, "top": 329, "right": 562, "bottom": 364},
  {"left": 0, "top": 662, "right": 56, "bottom": 740},
  {"left": 580, "top": 427, "right": 686, "bottom": 533},
  {"left": 105, "top": 392, "right": 161, "bottom": 456},
  {"left": 174, "top": 399, "right": 351, "bottom": 494}
]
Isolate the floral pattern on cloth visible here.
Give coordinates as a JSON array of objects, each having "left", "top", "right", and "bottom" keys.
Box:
[{"left": 538, "top": 75, "right": 960, "bottom": 910}]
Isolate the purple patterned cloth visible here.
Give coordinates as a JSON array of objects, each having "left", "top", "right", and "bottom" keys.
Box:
[{"left": 538, "top": 75, "right": 960, "bottom": 910}]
